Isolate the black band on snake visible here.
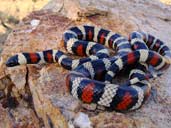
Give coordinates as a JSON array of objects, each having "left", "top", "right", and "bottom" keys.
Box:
[{"left": 6, "top": 25, "right": 171, "bottom": 112}]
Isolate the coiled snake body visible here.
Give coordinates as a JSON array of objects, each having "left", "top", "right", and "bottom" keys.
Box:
[{"left": 6, "top": 25, "right": 171, "bottom": 112}]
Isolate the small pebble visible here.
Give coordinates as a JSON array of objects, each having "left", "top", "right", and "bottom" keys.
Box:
[
  {"left": 74, "top": 112, "right": 92, "bottom": 128},
  {"left": 30, "top": 19, "right": 40, "bottom": 27}
]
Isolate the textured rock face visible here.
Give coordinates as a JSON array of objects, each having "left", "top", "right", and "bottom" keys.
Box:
[{"left": 0, "top": 0, "right": 171, "bottom": 128}]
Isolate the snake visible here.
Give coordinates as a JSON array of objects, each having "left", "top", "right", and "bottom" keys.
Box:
[{"left": 6, "top": 25, "right": 171, "bottom": 112}]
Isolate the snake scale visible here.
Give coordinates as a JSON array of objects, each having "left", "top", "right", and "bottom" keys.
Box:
[{"left": 6, "top": 25, "right": 171, "bottom": 112}]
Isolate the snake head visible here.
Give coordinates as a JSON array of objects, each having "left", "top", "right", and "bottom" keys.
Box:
[{"left": 6, "top": 55, "right": 20, "bottom": 67}]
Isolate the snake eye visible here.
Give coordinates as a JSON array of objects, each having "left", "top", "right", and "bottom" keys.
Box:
[{"left": 6, "top": 55, "right": 20, "bottom": 67}]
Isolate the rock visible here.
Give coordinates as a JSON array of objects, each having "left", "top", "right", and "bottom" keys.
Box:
[
  {"left": 0, "top": 90, "right": 5, "bottom": 99},
  {"left": 0, "top": 0, "right": 171, "bottom": 128},
  {"left": 28, "top": 65, "right": 70, "bottom": 128},
  {"left": 43, "top": 0, "right": 109, "bottom": 20},
  {"left": 7, "top": 66, "right": 27, "bottom": 92},
  {"left": 90, "top": 112, "right": 136, "bottom": 128},
  {"left": 74, "top": 112, "right": 92, "bottom": 128},
  {"left": 0, "top": 105, "right": 12, "bottom": 128},
  {"left": 0, "top": 104, "right": 40, "bottom": 128}
]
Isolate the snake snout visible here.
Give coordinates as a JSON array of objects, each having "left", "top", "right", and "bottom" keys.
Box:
[{"left": 6, "top": 55, "right": 19, "bottom": 67}]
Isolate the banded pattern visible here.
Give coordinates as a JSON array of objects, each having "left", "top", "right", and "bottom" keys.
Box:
[{"left": 6, "top": 25, "right": 171, "bottom": 112}]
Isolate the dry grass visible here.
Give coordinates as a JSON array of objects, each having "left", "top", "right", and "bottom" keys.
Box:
[
  {"left": 160, "top": 0, "right": 171, "bottom": 5},
  {"left": 0, "top": 0, "right": 49, "bottom": 20},
  {"left": 0, "top": 0, "right": 49, "bottom": 33}
]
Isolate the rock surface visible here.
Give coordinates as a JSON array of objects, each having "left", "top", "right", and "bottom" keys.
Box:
[{"left": 0, "top": 0, "right": 171, "bottom": 128}]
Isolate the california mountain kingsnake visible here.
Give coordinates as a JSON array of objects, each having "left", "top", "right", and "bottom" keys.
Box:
[{"left": 6, "top": 25, "right": 171, "bottom": 112}]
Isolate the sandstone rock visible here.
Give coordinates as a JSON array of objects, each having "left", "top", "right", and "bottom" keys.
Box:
[
  {"left": 90, "top": 112, "right": 136, "bottom": 128},
  {"left": 0, "top": 0, "right": 171, "bottom": 128},
  {"left": 0, "top": 104, "right": 40, "bottom": 128},
  {"left": 0, "top": 105, "right": 12, "bottom": 128}
]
